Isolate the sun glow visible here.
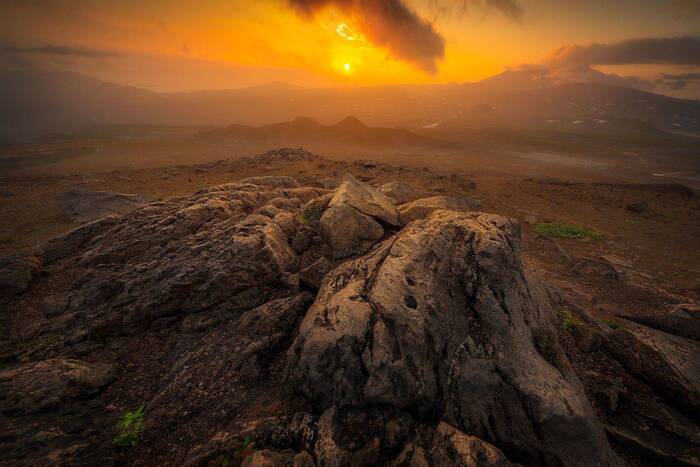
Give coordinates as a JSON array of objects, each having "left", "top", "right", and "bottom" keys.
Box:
[{"left": 344, "top": 63, "right": 351, "bottom": 72}]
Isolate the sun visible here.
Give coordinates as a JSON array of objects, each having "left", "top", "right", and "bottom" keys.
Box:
[{"left": 344, "top": 63, "right": 351, "bottom": 72}]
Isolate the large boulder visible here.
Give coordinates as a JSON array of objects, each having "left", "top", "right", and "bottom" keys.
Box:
[
  {"left": 398, "top": 196, "right": 480, "bottom": 225},
  {"left": 330, "top": 174, "right": 399, "bottom": 226},
  {"left": 56, "top": 188, "right": 153, "bottom": 223},
  {"left": 289, "top": 210, "right": 619, "bottom": 466}
]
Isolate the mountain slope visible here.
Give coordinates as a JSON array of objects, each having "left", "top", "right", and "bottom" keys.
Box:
[{"left": 1, "top": 69, "right": 699, "bottom": 141}]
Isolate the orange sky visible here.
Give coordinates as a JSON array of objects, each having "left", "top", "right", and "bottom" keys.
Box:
[{"left": 0, "top": 0, "right": 698, "bottom": 95}]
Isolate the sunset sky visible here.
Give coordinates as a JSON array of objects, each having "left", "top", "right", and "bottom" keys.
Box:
[{"left": 0, "top": 0, "right": 699, "bottom": 97}]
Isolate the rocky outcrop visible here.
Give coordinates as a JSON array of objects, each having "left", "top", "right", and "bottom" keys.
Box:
[
  {"left": 398, "top": 195, "right": 480, "bottom": 225},
  {"left": 56, "top": 188, "right": 153, "bottom": 223},
  {"left": 4, "top": 155, "right": 670, "bottom": 466},
  {"left": 289, "top": 210, "right": 618, "bottom": 466}
]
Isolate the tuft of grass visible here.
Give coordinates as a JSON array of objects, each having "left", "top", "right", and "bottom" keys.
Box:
[
  {"left": 559, "top": 310, "right": 584, "bottom": 332},
  {"left": 113, "top": 406, "right": 144, "bottom": 448},
  {"left": 534, "top": 223, "right": 601, "bottom": 240},
  {"left": 603, "top": 319, "right": 623, "bottom": 330},
  {"left": 298, "top": 205, "right": 325, "bottom": 225},
  {"left": 532, "top": 329, "right": 560, "bottom": 367}
]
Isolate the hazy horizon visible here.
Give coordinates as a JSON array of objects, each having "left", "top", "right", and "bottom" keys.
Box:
[{"left": 1, "top": 1, "right": 699, "bottom": 98}]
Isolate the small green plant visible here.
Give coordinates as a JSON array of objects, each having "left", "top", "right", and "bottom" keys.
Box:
[
  {"left": 532, "top": 329, "right": 560, "bottom": 367},
  {"left": 298, "top": 205, "right": 325, "bottom": 225},
  {"left": 559, "top": 310, "right": 584, "bottom": 332},
  {"left": 603, "top": 319, "right": 623, "bottom": 329},
  {"left": 113, "top": 406, "right": 144, "bottom": 448},
  {"left": 534, "top": 223, "right": 601, "bottom": 240}
]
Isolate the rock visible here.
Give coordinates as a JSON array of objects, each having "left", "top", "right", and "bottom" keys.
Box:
[
  {"left": 299, "top": 193, "right": 333, "bottom": 225},
  {"left": 603, "top": 327, "right": 700, "bottom": 414},
  {"left": 429, "top": 422, "right": 513, "bottom": 466},
  {"left": 318, "top": 178, "right": 338, "bottom": 189},
  {"left": 572, "top": 257, "right": 623, "bottom": 282},
  {"left": 398, "top": 196, "right": 480, "bottom": 225},
  {"left": 298, "top": 257, "right": 332, "bottom": 290},
  {"left": 524, "top": 214, "right": 538, "bottom": 225},
  {"left": 378, "top": 181, "right": 427, "bottom": 204},
  {"left": 320, "top": 203, "right": 384, "bottom": 259},
  {"left": 626, "top": 201, "right": 648, "bottom": 213},
  {"left": 238, "top": 176, "right": 300, "bottom": 188},
  {"left": 40, "top": 215, "right": 121, "bottom": 265},
  {"left": 0, "top": 359, "right": 114, "bottom": 415},
  {"left": 35, "top": 183, "right": 303, "bottom": 343},
  {"left": 617, "top": 312, "right": 700, "bottom": 341},
  {"left": 289, "top": 210, "right": 618, "bottom": 466},
  {"left": 0, "top": 253, "right": 41, "bottom": 295},
  {"left": 56, "top": 188, "right": 152, "bottom": 223},
  {"left": 330, "top": 174, "right": 399, "bottom": 226},
  {"left": 41, "top": 293, "right": 70, "bottom": 317},
  {"left": 292, "top": 228, "right": 313, "bottom": 254}
]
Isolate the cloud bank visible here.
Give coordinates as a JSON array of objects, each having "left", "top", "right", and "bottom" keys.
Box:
[
  {"left": 0, "top": 45, "right": 120, "bottom": 59},
  {"left": 287, "top": 0, "right": 445, "bottom": 73},
  {"left": 545, "top": 36, "right": 700, "bottom": 67}
]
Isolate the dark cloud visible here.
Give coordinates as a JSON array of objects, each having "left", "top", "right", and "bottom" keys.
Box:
[
  {"left": 287, "top": 0, "right": 445, "bottom": 73},
  {"left": 425, "top": 0, "right": 523, "bottom": 22},
  {"left": 546, "top": 36, "right": 700, "bottom": 67},
  {"left": 0, "top": 45, "right": 121, "bottom": 58},
  {"left": 0, "top": 45, "right": 120, "bottom": 58},
  {"left": 661, "top": 0, "right": 700, "bottom": 18},
  {"left": 486, "top": 0, "right": 523, "bottom": 21}
]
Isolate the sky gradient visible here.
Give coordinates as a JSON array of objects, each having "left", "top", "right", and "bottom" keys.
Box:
[{"left": 0, "top": 0, "right": 699, "bottom": 97}]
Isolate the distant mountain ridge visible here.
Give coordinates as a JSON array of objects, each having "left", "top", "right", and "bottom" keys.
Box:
[
  {"left": 197, "top": 116, "right": 446, "bottom": 148},
  {"left": 1, "top": 69, "right": 699, "bottom": 142}
]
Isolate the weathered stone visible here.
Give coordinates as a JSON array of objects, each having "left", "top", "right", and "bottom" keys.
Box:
[
  {"left": 626, "top": 201, "right": 648, "bottom": 213},
  {"left": 292, "top": 228, "right": 313, "bottom": 254},
  {"left": 238, "top": 176, "right": 300, "bottom": 188},
  {"left": 0, "top": 359, "right": 114, "bottom": 414},
  {"left": 298, "top": 257, "right": 332, "bottom": 290},
  {"left": 398, "top": 196, "right": 480, "bottom": 225},
  {"left": 0, "top": 253, "right": 41, "bottom": 295},
  {"left": 604, "top": 327, "right": 700, "bottom": 414},
  {"left": 429, "top": 423, "right": 513, "bottom": 466},
  {"left": 320, "top": 204, "right": 384, "bottom": 259},
  {"left": 290, "top": 210, "right": 618, "bottom": 466},
  {"left": 56, "top": 188, "right": 152, "bottom": 223},
  {"left": 330, "top": 174, "right": 399, "bottom": 226},
  {"left": 378, "top": 181, "right": 428, "bottom": 204}
]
